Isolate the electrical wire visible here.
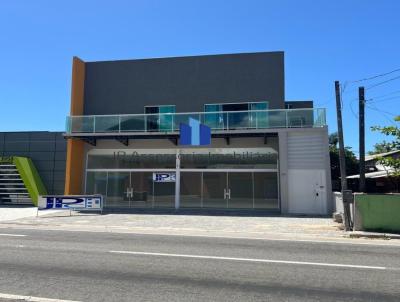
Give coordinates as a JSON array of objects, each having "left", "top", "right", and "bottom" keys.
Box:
[
  {"left": 366, "top": 102, "right": 398, "bottom": 116},
  {"left": 368, "top": 96, "right": 400, "bottom": 104},
  {"left": 366, "top": 75, "right": 400, "bottom": 90},
  {"left": 349, "top": 97, "right": 358, "bottom": 119},
  {"left": 368, "top": 90, "right": 400, "bottom": 100},
  {"left": 365, "top": 103, "right": 398, "bottom": 126},
  {"left": 347, "top": 68, "right": 400, "bottom": 84}
]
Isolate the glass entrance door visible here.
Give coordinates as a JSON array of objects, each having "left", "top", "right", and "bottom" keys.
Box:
[
  {"left": 89, "top": 170, "right": 279, "bottom": 210},
  {"left": 202, "top": 172, "right": 254, "bottom": 209},
  {"left": 200, "top": 172, "right": 277, "bottom": 209},
  {"left": 130, "top": 172, "right": 153, "bottom": 208},
  {"left": 254, "top": 172, "right": 279, "bottom": 209},
  {"left": 180, "top": 172, "right": 202, "bottom": 208},
  {"left": 228, "top": 172, "right": 253, "bottom": 209},
  {"left": 153, "top": 172, "right": 176, "bottom": 208},
  {"left": 106, "top": 172, "right": 131, "bottom": 208},
  {"left": 202, "top": 172, "right": 227, "bottom": 208},
  {"left": 104, "top": 172, "right": 154, "bottom": 208}
]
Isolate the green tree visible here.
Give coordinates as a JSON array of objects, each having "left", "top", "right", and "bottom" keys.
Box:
[
  {"left": 371, "top": 116, "right": 400, "bottom": 191},
  {"left": 329, "top": 132, "right": 359, "bottom": 188},
  {"left": 368, "top": 140, "right": 399, "bottom": 155}
]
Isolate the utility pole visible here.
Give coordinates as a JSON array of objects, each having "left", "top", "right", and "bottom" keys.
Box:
[
  {"left": 335, "top": 81, "right": 351, "bottom": 231},
  {"left": 359, "top": 87, "right": 366, "bottom": 193},
  {"left": 335, "top": 81, "right": 348, "bottom": 191}
]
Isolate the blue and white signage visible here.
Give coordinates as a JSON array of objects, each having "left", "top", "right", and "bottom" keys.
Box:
[
  {"left": 180, "top": 117, "right": 211, "bottom": 146},
  {"left": 38, "top": 195, "right": 103, "bottom": 211},
  {"left": 153, "top": 173, "right": 176, "bottom": 182}
]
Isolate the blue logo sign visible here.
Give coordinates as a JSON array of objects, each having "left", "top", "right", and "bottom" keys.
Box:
[
  {"left": 153, "top": 173, "right": 176, "bottom": 182},
  {"left": 180, "top": 118, "right": 211, "bottom": 146},
  {"left": 40, "top": 196, "right": 103, "bottom": 210},
  {"left": 46, "top": 197, "right": 85, "bottom": 209}
]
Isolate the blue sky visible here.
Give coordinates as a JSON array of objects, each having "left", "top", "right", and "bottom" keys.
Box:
[{"left": 0, "top": 0, "right": 399, "bottom": 153}]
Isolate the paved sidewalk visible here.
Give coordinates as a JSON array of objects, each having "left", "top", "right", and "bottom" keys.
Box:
[
  {"left": 0, "top": 209, "right": 351, "bottom": 241},
  {"left": 2, "top": 209, "right": 400, "bottom": 244},
  {"left": 0, "top": 207, "right": 61, "bottom": 223},
  {"left": 0, "top": 206, "right": 38, "bottom": 222}
]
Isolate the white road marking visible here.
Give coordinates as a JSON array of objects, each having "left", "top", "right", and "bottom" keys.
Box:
[
  {"left": 0, "top": 292, "right": 81, "bottom": 302},
  {"left": 1, "top": 226, "right": 399, "bottom": 247},
  {"left": 0, "top": 233, "right": 27, "bottom": 237},
  {"left": 124, "top": 232, "right": 400, "bottom": 247},
  {"left": 110, "top": 250, "right": 389, "bottom": 270}
]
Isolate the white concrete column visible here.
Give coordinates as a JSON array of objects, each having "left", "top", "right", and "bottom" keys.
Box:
[
  {"left": 322, "top": 126, "right": 333, "bottom": 214},
  {"left": 175, "top": 151, "right": 180, "bottom": 210},
  {"left": 278, "top": 131, "right": 289, "bottom": 214}
]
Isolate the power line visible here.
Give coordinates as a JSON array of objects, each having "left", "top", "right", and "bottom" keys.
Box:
[
  {"left": 369, "top": 89, "right": 400, "bottom": 100},
  {"left": 365, "top": 103, "right": 398, "bottom": 126},
  {"left": 348, "top": 68, "right": 400, "bottom": 84},
  {"left": 366, "top": 102, "right": 398, "bottom": 116},
  {"left": 349, "top": 97, "right": 358, "bottom": 119},
  {"left": 340, "top": 84, "right": 358, "bottom": 96},
  {"left": 369, "top": 96, "right": 400, "bottom": 104},
  {"left": 366, "top": 75, "right": 400, "bottom": 90}
]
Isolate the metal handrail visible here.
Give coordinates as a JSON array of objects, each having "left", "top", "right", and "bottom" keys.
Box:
[
  {"left": 66, "top": 108, "right": 326, "bottom": 134},
  {"left": 67, "top": 108, "right": 326, "bottom": 118}
]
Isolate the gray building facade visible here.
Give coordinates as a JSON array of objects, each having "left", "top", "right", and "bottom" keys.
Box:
[
  {"left": 65, "top": 51, "right": 332, "bottom": 215},
  {"left": 0, "top": 132, "right": 66, "bottom": 195},
  {"left": 83, "top": 52, "right": 285, "bottom": 115}
]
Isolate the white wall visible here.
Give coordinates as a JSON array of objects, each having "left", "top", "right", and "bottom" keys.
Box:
[
  {"left": 287, "top": 169, "right": 327, "bottom": 214},
  {"left": 284, "top": 128, "right": 332, "bottom": 215}
]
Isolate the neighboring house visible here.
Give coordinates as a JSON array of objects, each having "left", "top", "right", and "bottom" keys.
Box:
[
  {"left": 63, "top": 52, "right": 332, "bottom": 215},
  {"left": 347, "top": 150, "right": 400, "bottom": 193}
]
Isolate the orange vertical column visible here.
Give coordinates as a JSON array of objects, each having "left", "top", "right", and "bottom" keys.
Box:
[{"left": 64, "top": 57, "right": 86, "bottom": 195}]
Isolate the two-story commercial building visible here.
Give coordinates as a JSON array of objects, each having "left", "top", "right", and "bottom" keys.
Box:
[{"left": 63, "top": 52, "right": 332, "bottom": 215}]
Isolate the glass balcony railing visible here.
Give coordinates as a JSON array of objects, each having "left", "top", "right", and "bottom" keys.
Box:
[{"left": 65, "top": 108, "right": 326, "bottom": 134}]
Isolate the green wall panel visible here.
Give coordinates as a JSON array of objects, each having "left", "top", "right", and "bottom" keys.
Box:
[
  {"left": 355, "top": 194, "right": 400, "bottom": 233},
  {"left": 13, "top": 157, "right": 47, "bottom": 206}
]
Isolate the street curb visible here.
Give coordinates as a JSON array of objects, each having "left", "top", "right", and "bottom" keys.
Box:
[{"left": 348, "top": 231, "right": 400, "bottom": 240}]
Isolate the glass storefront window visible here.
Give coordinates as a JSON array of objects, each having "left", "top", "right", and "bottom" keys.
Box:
[
  {"left": 180, "top": 147, "right": 278, "bottom": 169},
  {"left": 178, "top": 171, "right": 279, "bottom": 209},
  {"left": 87, "top": 145, "right": 278, "bottom": 170},
  {"left": 85, "top": 145, "right": 279, "bottom": 210},
  {"left": 106, "top": 172, "right": 130, "bottom": 208},
  {"left": 86, "top": 171, "right": 107, "bottom": 195},
  {"left": 180, "top": 172, "right": 202, "bottom": 208},
  {"left": 87, "top": 151, "right": 177, "bottom": 169},
  {"left": 254, "top": 172, "right": 279, "bottom": 209}
]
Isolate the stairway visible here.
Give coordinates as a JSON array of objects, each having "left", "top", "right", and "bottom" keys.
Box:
[{"left": 0, "top": 163, "right": 32, "bottom": 205}]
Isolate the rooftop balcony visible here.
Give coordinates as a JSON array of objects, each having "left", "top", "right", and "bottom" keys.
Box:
[{"left": 65, "top": 108, "right": 326, "bottom": 137}]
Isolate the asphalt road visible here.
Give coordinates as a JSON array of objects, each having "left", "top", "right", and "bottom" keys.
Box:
[{"left": 0, "top": 229, "right": 399, "bottom": 302}]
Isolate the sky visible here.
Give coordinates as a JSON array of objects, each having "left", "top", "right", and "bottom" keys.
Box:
[{"left": 0, "top": 0, "right": 399, "bottom": 154}]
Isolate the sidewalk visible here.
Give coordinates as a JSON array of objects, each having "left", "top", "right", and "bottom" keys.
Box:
[
  {"left": 0, "top": 206, "right": 59, "bottom": 222},
  {"left": 0, "top": 209, "right": 346, "bottom": 241},
  {"left": 0, "top": 206, "right": 39, "bottom": 222},
  {"left": 1, "top": 208, "right": 399, "bottom": 244}
]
